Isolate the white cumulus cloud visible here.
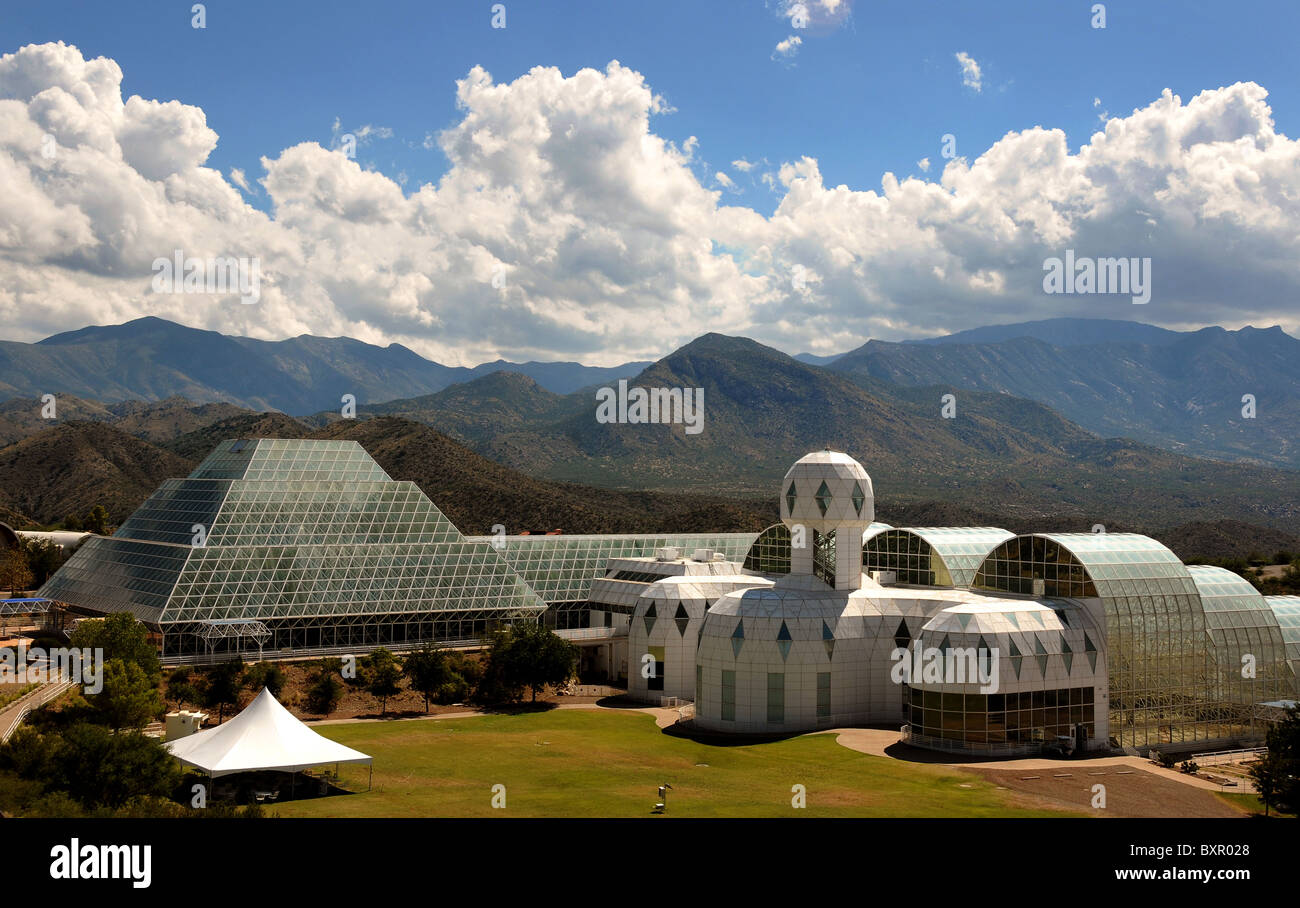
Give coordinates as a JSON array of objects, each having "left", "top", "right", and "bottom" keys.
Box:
[{"left": 1, "top": 42, "right": 1299, "bottom": 366}]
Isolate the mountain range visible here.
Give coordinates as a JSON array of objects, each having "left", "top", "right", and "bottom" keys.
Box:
[
  {"left": 1, "top": 315, "right": 1296, "bottom": 469},
  {"left": 0, "top": 317, "right": 649, "bottom": 414},
  {"left": 0, "top": 315, "right": 1297, "bottom": 542},
  {"left": 830, "top": 319, "right": 1300, "bottom": 468}
]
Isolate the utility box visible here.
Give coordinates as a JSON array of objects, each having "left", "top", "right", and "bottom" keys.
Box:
[{"left": 165, "top": 709, "right": 209, "bottom": 741}]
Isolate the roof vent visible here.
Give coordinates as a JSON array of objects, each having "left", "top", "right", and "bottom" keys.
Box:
[
  {"left": 692, "top": 548, "right": 713, "bottom": 562},
  {"left": 655, "top": 547, "right": 680, "bottom": 562}
]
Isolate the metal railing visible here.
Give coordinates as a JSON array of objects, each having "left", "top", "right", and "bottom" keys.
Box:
[
  {"left": 1191, "top": 746, "right": 1267, "bottom": 766},
  {"left": 0, "top": 676, "right": 75, "bottom": 742},
  {"left": 162, "top": 636, "right": 487, "bottom": 667},
  {"left": 900, "top": 726, "right": 1047, "bottom": 758}
]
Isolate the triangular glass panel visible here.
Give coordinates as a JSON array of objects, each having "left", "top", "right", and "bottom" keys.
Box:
[
  {"left": 674, "top": 602, "right": 690, "bottom": 636},
  {"left": 823, "top": 620, "right": 835, "bottom": 659},
  {"left": 731, "top": 620, "right": 745, "bottom": 658},
  {"left": 815, "top": 481, "right": 832, "bottom": 516},
  {"left": 643, "top": 601, "right": 657, "bottom": 636},
  {"left": 1004, "top": 611, "right": 1019, "bottom": 629},
  {"left": 893, "top": 618, "right": 910, "bottom": 650},
  {"left": 777, "top": 620, "right": 792, "bottom": 661},
  {"left": 957, "top": 613, "right": 972, "bottom": 631},
  {"left": 851, "top": 481, "right": 865, "bottom": 516},
  {"left": 786, "top": 482, "right": 798, "bottom": 513},
  {"left": 1033, "top": 636, "right": 1048, "bottom": 675}
]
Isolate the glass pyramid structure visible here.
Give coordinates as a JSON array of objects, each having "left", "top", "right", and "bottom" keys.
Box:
[{"left": 41, "top": 438, "right": 546, "bottom": 658}]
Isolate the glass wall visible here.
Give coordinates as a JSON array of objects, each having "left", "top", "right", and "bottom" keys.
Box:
[
  {"left": 863, "top": 527, "right": 1012, "bottom": 587},
  {"left": 1187, "top": 566, "right": 1294, "bottom": 731},
  {"left": 742, "top": 522, "right": 892, "bottom": 577},
  {"left": 907, "top": 686, "right": 1095, "bottom": 745},
  {"left": 1267, "top": 596, "right": 1300, "bottom": 686},
  {"left": 973, "top": 533, "right": 1214, "bottom": 748}
]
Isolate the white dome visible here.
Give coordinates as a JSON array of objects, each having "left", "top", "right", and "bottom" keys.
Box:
[{"left": 780, "top": 449, "right": 874, "bottom": 531}]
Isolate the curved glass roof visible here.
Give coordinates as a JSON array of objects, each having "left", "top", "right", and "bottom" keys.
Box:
[
  {"left": 972, "top": 532, "right": 1216, "bottom": 748},
  {"left": 1188, "top": 565, "right": 1295, "bottom": 703},
  {"left": 865, "top": 527, "right": 1012, "bottom": 587},
  {"left": 1187, "top": 565, "right": 1276, "bottom": 631},
  {"left": 1267, "top": 595, "right": 1300, "bottom": 679},
  {"left": 740, "top": 522, "right": 892, "bottom": 577},
  {"left": 974, "top": 532, "right": 1198, "bottom": 599},
  {"left": 475, "top": 533, "right": 760, "bottom": 604}
]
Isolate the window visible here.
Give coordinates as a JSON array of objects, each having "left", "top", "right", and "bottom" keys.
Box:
[
  {"left": 767, "top": 672, "right": 785, "bottom": 724},
  {"left": 817, "top": 672, "right": 831, "bottom": 719},
  {"left": 647, "top": 646, "right": 665, "bottom": 691},
  {"left": 721, "top": 670, "right": 735, "bottom": 721}
]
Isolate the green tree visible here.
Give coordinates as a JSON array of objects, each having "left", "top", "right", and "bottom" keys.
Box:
[
  {"left": 306, "top": 671, "right": 344, "bottom": 715},
  {"left": 363, "top": 648, "right": 403, "bottom": 715},
  {"left": 61, "top": 513, "right": 82, "bottom": 532},
  {"left": 202, "top": 659, "right": 244, "bottom": 724},
  {"left": 0, "top": 547, "right": 34, "bottom": 596},
  {"left": 19, "top": 538, "right": 61, "bottom": 587},
  {"left": 242, "top": 662, "right": 286, "bottom": 698},
  {"left": 474, "top": 626, "right": 523, "bottom": 705},
  {"left": 403, "top": 644, "right": 453, "bottom": 713},
  {"left": 48, "top": 723, "right": 181, "bottom": 809},
  {"left": 70, "top": 612, "right": 160, "bottom": 680},
  {"left": 501, "top": 622, "right": 578, "bottom": 702},
  {"left": 90, "top": 659, "right": 163, "bottom": 730},
  {"left": 1250, "top": 704, "right": 1300, "bottom": 816},
  {"left": 84, "top": 505, "right": 110, "bottom": 535}
]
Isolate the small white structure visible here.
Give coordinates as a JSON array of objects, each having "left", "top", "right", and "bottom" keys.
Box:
[
  {"left": 165, "top": 709, "right": 209, "bottom": 741},
  {"left": 165, "top": 687, "right": 371, "bottom": 779}
]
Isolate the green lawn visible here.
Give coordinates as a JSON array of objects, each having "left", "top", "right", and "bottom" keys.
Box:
[
  {"left": 275, "top": 709, "right": 1079, "bottom": 818},
  {"left": 1213, "top": 791, "right": 1295, "bottom": 818}
]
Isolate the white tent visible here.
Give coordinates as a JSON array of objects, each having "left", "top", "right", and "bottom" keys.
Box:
[{"left": 165, "top": 687, "right": 372, "bottom": 780}]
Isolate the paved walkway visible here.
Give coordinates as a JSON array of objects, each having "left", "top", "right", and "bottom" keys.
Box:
[
  {"left": 0, "top": 678, "right": 75, "bottom": 742},
  {"left": 827, "top": 727, "right": 1250, "bottom": 792}
]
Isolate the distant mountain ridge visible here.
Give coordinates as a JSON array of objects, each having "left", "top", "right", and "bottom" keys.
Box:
[
  {"left": 3, "top": 315, "right": 1298, "bottom": 468},
  {"left": 0, "top": 317, "right": 648, "bottom": 414},
  {"left": 332, "top": 332, "right": 1300, "bottom": 533},
  {"left": 830, "top": 320, "right": 1300, "bottom": 468},
  {"left": 906, "top": 317, "right": 1184, "bottom": 347}
]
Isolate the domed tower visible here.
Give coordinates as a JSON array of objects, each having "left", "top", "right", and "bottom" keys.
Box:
[{"left": 780, "top": 450, "right": 874, "bottom": 590}]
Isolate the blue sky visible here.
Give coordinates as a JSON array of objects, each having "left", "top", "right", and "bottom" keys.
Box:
[
  {"left": 2, "top": 1, "right": 1299, "bottom": 364},
  {"left": 10, "top": 0, "right": 1296, "bottom": 215}
]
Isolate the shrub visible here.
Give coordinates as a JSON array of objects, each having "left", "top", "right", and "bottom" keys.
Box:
[{"left": 306, "top": 672, "right": 344, "bottom": 715}]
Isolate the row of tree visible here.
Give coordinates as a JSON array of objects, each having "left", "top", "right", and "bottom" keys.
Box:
[{"left": 302, "top": 622, "right": 579, "bottom": 716}]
